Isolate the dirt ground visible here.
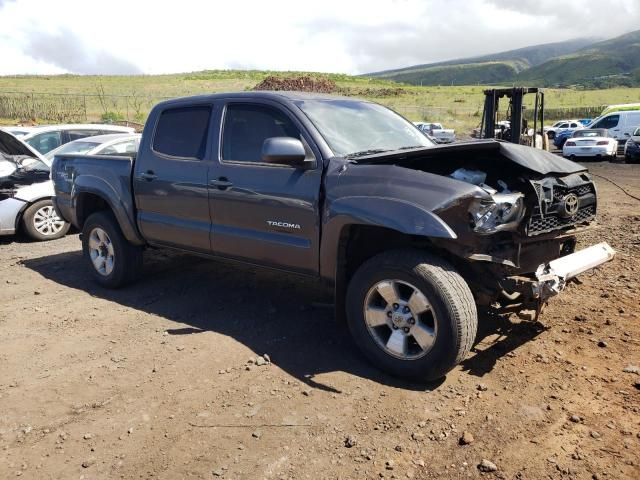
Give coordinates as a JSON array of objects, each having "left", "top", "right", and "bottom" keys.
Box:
[{"left": 1, "top": 162, "right": 639, "bottom": 480}]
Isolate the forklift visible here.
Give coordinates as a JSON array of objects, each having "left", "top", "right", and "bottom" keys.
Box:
[{"left": 478, "top": 87, "right": 548, "bottom": 150}]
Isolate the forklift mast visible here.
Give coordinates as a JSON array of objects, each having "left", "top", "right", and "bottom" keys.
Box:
[{"left": 480, "top": 87, "right": 545, "bottom": 146}]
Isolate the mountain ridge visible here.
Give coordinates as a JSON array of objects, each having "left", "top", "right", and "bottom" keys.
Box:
[{"left": 367, "top": 31, "right": 639, "bottom": 87}]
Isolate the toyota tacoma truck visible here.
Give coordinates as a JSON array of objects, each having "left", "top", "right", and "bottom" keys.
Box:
[{"left": 51, "top": 92, "right": 615, "bottom": 380}]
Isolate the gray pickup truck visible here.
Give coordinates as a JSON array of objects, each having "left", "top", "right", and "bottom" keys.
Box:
[{"left": 52, "top": 92, "right": 614, "bottom": 380}]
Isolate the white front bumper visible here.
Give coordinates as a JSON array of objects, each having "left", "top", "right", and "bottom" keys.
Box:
[{"left": 535, "top": 242, "right": 616, "bottom": 298}]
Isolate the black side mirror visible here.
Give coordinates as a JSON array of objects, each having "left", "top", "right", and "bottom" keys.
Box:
[{"left": 261, "top": 137, "right": 307, "bottom": 166}]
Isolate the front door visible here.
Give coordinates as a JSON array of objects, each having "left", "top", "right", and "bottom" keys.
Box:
[
  {"left": 134, "top": 104, "right": 213, "bottom": 253},
  {"left": 208, "top": 101, "right": 322, "bottom": 275}
]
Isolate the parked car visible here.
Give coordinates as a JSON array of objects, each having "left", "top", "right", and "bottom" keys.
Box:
[
  {"left": 577, "top": 119, "right": 592, "bottom": 126},
  {"left": 0, "top": 126, "right": 38, "bottom": 138},
  {"left": 624, "top": 127, "right": 640, "bottom": 163},
  {"left": 545, "top": 120, "right": 583, "bottom": 140},
  {"left": 45, "top": 133, "right": 141, "bottom": 161},
  {"left": 52, "top": 92, "right": 614, "bottom": 381},
  {"left": 554, "top": 129, "right": 579, "bottom": 149},
  {"left": 21, "top": 124, "right": 135, "bottom": 155},
  {"left": 587, "top": 110, "right": 640, "bottom": 143},
  {"left": 0, "top": 130, "right": 70, "bottom": 240},
  {"left": 414, "top": 122, "right": 455, "bottom": 143},
  {"left": 563, "top": 129, "right": 617, "bottom": 161}
]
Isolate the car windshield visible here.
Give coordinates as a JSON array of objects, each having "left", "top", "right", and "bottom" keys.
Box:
[
  {"left": 294, "top": 99, "right": 434, "bottom": 157},
  {"left": 45, "top": 140, "right": 100, "bottom": 160}
]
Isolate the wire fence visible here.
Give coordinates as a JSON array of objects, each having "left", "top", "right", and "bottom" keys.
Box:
[
  {"left": 0, "top": 91, "right": 167, "bottom": 124},
  {"left": 0, "top": 90, "right": 607, "bottom": 127}
]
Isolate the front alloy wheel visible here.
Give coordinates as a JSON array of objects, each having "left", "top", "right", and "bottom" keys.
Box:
[
  {"left": 22, "top": 199, "right": 70, "bottom": 241},
  {"left": 346, "top": 249, "right": 478, "bottom": 380},
  {"left": 364, "top": 280, "right": 437, "bottom": 360}
]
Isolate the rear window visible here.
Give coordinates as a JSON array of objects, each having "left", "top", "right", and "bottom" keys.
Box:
[
  {"left": 67, "top": 130, "right": 101, "bottom": 141},
  {"left": 153, "top": 106, "right": 211, "bottom": 159}
]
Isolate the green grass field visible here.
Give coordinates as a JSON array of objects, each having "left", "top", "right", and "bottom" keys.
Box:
[{"left": 1, "top": 70, "right": 639, "bottom": 135}]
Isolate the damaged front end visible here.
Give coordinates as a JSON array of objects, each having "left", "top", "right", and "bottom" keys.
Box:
[{"left": 359, "top": 140, "right": 615, "bottom": 315}]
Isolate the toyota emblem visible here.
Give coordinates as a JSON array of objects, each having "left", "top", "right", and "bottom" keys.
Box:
[{"left": 563, "top": 193, "right": 579, "bottom": 217}]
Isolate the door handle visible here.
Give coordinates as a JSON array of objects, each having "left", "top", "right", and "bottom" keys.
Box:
[
  {"left": 210, "top": 177, "right": 233, "bottom": 190},
  {"left": 139, "top": 171, "right": 157, "bottom": 181}
]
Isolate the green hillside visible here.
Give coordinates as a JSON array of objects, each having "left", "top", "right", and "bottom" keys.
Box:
[
  {"left": 374, "top": 61, "right": 525, "bottom": 86},
  {"left": 519, "top": 30, "right": 640, "bottom": 87},
  {"left": 367, "top": 31, "right": 640, "bottom": 88},
  {"left": 367, "top": 38, "right": 595, "bottom": 86}
]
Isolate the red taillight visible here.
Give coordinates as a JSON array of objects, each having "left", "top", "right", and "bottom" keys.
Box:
[
  {"left": 565, "top": 141, "right": 576, "bottom": 147},
  {"left": 596, "top": 141, "right": 608, "bottom": 145}
]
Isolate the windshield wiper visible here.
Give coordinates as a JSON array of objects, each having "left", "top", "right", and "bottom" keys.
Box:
[
  {"left": 344, "top": 149, "right": 390, "bottom": 159},
  {"left": 397, "top": 145, "right": 428, "bottom": 150}
]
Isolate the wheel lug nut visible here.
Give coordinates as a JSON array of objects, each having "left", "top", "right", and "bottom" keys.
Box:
[
  {"left": 387, "top": 311, "right": 392, "bottom": 318},
  {"left": 403, "top": 306, "right": 410, "bottom": 313},
  {"left": 393, "top": 303, "right": 399, "bottom": 310},
  {"left": 403, "top": 327, "right": 410, "bottom": 333},
  {"left": 409, "top": 318, "right": 415, "bottom": 325},
  {"left": 392, "top": 325, "right": 399, "bottom": 330}
]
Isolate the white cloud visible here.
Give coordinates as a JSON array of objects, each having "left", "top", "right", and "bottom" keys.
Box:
[{"left": 0, "top": 0, "right": 638, "bottom": 75}]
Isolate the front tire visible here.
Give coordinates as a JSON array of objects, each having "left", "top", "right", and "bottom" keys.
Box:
[
  {"left": 82, "top": 211, "right": 142, "bottom": 288},
  {"left": 345, "top": 250, "right": 477, "bottom": 381},
  {"left": 22, "top": 199, "right": 70, "bottom": 241}
]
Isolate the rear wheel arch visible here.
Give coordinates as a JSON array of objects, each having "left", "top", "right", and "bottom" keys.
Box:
[{"left": 76, "top": 192, "right": 111, "bottom": 230}]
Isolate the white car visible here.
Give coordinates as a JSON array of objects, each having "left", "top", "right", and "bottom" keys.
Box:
[
  {"left": 0, "top": 130, "right": 70, "bottom": 241},
  {"left": 544, "top": 120, "right": 583, "bottom": 140},
  {"left": 0, "top": 126, "right": 38, "bottom": 138},
  {"left": 20, "top": 124, "right": 136, "bottom": 155},
  {"left": 414, "top": 122, "right": 456, "bottom": 143},
  {"left": 44, "top": 133, "right": 141, "bottom": 161},
  {"left": 563, "top": 129, "right": 617, "bottom": 160}
]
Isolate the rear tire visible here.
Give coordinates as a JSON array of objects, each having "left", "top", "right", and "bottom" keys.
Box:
[
  {"left": 22, "top": 199, "right": 70, "bottom": 241},
  {"left": 82, "top": 211, "right": 142, "bottom": 288},
  {"left": 345, "top": 249, "right": 477, "bottom": 381}
]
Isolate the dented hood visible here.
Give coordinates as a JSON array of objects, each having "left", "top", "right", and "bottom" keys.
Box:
[{"left": 356, "top": 139, "right": 586, "bottom": 176}]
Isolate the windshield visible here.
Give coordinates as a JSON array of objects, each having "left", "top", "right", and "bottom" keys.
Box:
[
  {"left": 45, "top": 140, "right": 100, "bottom": 160},
  {"left": 294, "top": 99, "right": 433, "bottom": 157}
]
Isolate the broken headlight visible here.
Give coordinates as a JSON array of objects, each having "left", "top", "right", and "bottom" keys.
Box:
[{"left": 469, "top": 192, "right": 525, "bottom": 234}]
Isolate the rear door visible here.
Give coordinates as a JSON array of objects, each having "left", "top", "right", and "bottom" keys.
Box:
[
  {"left": 208, "top": 100, "right": 322, "bottom": 275},
  {"left": 133, "top": 104, "right": 214, "bottom": 253}
]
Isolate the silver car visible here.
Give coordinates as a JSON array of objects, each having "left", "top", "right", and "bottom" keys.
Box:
[{"left": 0, "top": 130, "right": 70, "bottom": 240}]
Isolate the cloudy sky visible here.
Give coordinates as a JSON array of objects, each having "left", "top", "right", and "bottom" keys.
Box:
[{"left": 0, "top": 0, "right": 639, "bottom": 76}]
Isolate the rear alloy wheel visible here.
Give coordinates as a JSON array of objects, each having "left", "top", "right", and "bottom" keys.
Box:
[
  {"left": 87, "top": 227, "right": 115, "bottom": 277},
  {"left": 346, "top": 249, "right": 477, "bottom": 381},
  {"left": 22, "top": 199, "right": 70, "bottom": 241},
  {"left": 82, "top": 211, "right": 142, "bottom": 288}
]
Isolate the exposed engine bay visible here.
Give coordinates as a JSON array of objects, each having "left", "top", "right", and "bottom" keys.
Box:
[{"left": 1, "top": 133, "right": 51, "bottom": 200}]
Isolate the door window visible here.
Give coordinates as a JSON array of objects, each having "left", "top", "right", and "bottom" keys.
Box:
[
  {"left": 152, "top": 106, "right": 211, "bottom": 159},
  {"left": 592, "top": 115, "right": 619, "bottom": 130},
  {"left": 222, "top": 104, "right": 301, "bottom": 163},
  {"left": 25, "top": 131, "right": 62, "bottom": 154}
]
